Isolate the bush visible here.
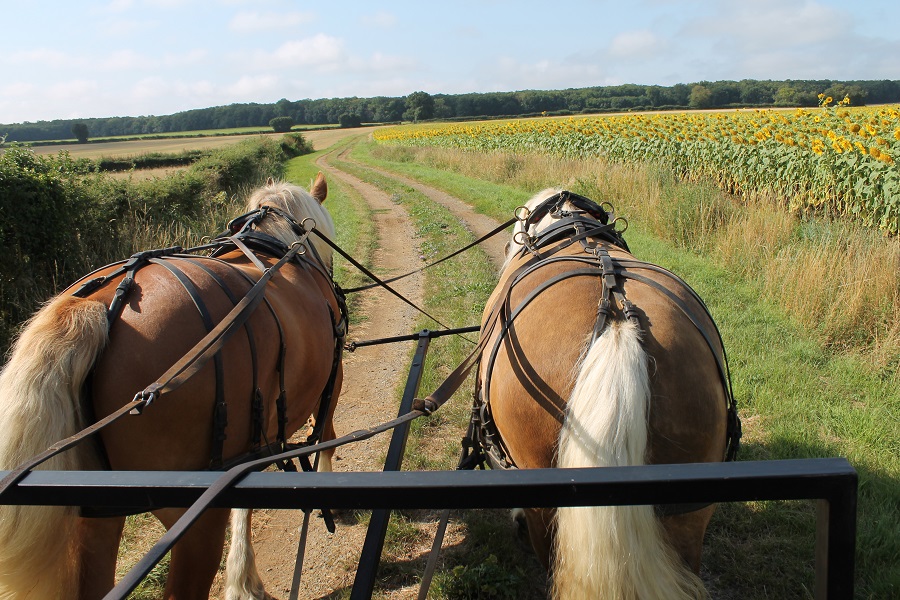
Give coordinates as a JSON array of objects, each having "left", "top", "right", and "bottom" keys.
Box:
[
  {"left": 339, "top": 113, "right": 362, "bottom": 128},
  {"left": 97, "top": 150, "right": 204, "bottom": 172},
  {"left": 0, "top": 147, "right": 105, "bottom": 344},
  {"left": 280, "top": 132, "right": 314, "bottom": 157},
  {"left": 0, "top": 135, "right": 308, "bottom": 352},
  {"left": 269, "top": 116, "right": 294, "bottom": 133}
]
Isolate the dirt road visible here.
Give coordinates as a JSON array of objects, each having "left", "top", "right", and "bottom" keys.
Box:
[{"left": 207, "top": 138, "right": 508, "bottom": 599}]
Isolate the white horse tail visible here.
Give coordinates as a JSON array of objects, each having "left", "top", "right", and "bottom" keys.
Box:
[
  {"left": 0, "top": 295, "right": 109, "bottom": 599},
  {"left": 225, "top": 509, "right": 268, "bottom": 600},
  {"left": 552, "top": 320, "right": 706, "bottom": 600}
]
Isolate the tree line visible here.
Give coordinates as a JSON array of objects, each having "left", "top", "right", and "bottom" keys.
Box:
[{"left": 3, "top": 78, "right": 899, "bottom": 143}]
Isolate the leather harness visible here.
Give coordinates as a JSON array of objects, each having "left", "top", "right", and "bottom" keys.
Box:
[
  {"left": 462, "top": 192, "right": 742, "bottom": 515},
  {"left": 69, "top": 207, "right": 347, "bottom": 517}
]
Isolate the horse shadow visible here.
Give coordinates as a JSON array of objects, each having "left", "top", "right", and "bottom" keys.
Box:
[
  {"left": 310, "top": 505, "right": 549, "bottom": 599},
  {"left": 702, "top": 435, "right": 892, "bottom": 599}
]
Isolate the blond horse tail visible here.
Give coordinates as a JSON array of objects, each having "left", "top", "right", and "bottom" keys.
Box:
[
  {"left": 0, "top": 296, "right": 108, "bottom": 599},
  {"left": 225, "top": 509, "right": 268, "bottom": 600},
  {"left": 552, "top": 320, "right": 706, "bottom": 600}
]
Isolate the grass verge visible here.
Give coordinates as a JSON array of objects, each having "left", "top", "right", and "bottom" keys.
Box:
[
  {"left": 328, "top": 147, "right": 549, "bottom": 599},
  {"left": 347, "top": 139, "right": 898, "bottom": 599}
]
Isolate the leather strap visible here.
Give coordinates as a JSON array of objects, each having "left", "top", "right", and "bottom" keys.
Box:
[
  {"left": 150, "top": 258, "right": 229, "bottom": 468},
  {"left": 133, "top": 240, "right": 308, "bottom": 409},
  {"left": 310, "top": 229, "right": 454, "bottom": 331},
  {"left": 343, "top": 217, "right": 518, "bottom": 294}
]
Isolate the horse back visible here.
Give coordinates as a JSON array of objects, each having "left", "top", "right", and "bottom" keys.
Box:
[
  {"left": 482, "top": 241, "right": 728, "bottom": 470},
  {"left": 74, "top": 250, "right": 339, "bottom": 471}
]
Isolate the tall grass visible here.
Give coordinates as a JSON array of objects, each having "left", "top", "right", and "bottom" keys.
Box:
[{"left": 369, "top": 145, "right": 899, "bottom": 377}]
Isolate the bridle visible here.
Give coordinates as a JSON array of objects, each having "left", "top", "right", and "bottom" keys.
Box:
[{"left": 512, "top": 190, "right": 631, "bottom": 255}]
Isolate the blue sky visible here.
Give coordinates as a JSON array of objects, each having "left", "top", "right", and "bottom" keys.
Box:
[{"left": 2, "top": 0, "right": 898, "bottom": 123}]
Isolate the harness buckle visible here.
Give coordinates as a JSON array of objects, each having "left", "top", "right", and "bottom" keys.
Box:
[{"left": 130, "top": 390, "right": 157, "bottom": 414}]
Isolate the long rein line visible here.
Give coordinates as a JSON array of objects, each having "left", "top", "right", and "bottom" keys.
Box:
[
  {"left": 108, "top": 311, "right": 507, "bottom": 600},
  {"left": 309, "top": 228, "right": 466, "bottom": 338},
  {"left": 0, "top": 232, "right": 312, "bottom": 502},
  {"left": 340, "top": 217, "right": 517, "bottom": 294}
]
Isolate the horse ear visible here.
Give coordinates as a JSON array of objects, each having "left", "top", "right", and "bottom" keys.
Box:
[
  {"left": 310, "top": 172, "right": 327, "bottom": 204},
  {"left": 266, "top": 176, "right": 275, "bottom": 186}
]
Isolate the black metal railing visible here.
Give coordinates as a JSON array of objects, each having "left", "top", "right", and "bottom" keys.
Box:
[{"left": 2, "top": 456, "right": 857, "bottom": 599}]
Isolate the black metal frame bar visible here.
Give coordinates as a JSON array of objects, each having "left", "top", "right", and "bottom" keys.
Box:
[
  {"left": 2, "top": 457, "right": 857, "bottom": 599},
  {"left": 351, "top": 328, "right": 431, "bottom": 599}
]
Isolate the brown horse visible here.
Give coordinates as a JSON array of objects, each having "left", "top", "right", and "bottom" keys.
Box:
[
  {"left": 474, "top": 188, "right": 739, "bottom": 599},
  {"left": 0, "top": 175, "right": 345, "bottom": 599}
]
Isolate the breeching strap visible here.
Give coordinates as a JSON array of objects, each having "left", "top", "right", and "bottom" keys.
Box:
[
  {"left": 130, "top": 236, "right": 309, "bottom": 411},
  {"left": 0, "top": 236, "right": 310, "bottom": 502}
]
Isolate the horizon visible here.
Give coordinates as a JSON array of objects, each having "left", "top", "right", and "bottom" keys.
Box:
[
  {"left": 5, "top": 77, "right": 897, "bottom": 126},
  {"left": 3, "top": 0, "right": 898, "bottom": 124}
]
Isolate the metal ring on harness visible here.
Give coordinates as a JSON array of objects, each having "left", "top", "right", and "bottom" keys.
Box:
[
  {"left": 300, "top": 217, "right": 317, "bottom": 233},
  {"left": 513, "top": 230, "right": 537, "bottom": 255},
  {"left": 514, "top": 205, "right": 531, "bottom": 223},
  {"left": 613, "top": 216, "right": 629, "bottom": 234}
]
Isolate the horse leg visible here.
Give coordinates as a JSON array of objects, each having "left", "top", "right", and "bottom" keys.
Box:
[
  {"left": 519, "top": 507, "right": 554, "bottom": 570},
  {"left": 225, "top": 509, "right": 268, "bottom": 600},
  {"left": 76, "top": 515, "right": 126, "bottom": 600},
  {"left": 659, "top": 505, "right": 717, "bottom": 573},
  {"left": 315, "top": 377, "right": 341, "bottom": 473},
  {"left": 317, "top": 415, "right": 336, "bottom": 473},
  {"left": 153, "top": 507, "right": 230, "bottom": 600}
]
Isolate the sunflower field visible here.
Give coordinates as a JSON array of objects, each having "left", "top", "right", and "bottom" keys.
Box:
[{"left": 374, "top": 100, "right": 900, "bottom": 234}]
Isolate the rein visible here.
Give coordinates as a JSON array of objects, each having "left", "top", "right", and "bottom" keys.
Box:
[
  {"left": 341, "top": 217, "right": 517, "bottom": 294},
  {"left": 0, "top": 210, "right": 340, "bottom": 500}
]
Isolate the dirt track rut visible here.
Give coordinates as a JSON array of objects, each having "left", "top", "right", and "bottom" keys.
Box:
[{"left": 211, "top": 139, "right": 506, "bottom": 599}]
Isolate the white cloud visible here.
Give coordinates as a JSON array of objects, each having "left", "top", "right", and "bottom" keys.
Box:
[
  {"left": 105, "top": 0, "right": 134, "bottom": 13},
  {"left": 226, "top": 75, "right": 281, "bottom": 99},
  {"left": 266, "top": 34, "right": 349, "bottom": 69},
  {"left": 229, "top": 11, "right": 316, "bottom": 33},
  {"left": 5, "top": 48, "right": 80, "bottom": 69},
  {"left": 686, "top": 0, "right": 846, "bottom": 52},
  {"left": 245, "top": 34, "right": 415, "bottom": 77},
  {"left": 162, "top": 49, "right": 209, "bottom": 67},
  {"left": 660, "top": 0, "right": 892, "bottom": 81},
  {"left": 130, "top": 76, "right": 169, "bottom": 101},
  {"left": 608, "top": 30, "right": 665, "bottom": 59},
  {"left": 100, "top": 49, "right": 149, "bottom": 71},
  {"left": 99, "top": 18, "right": 151, "bottom": 37},
  {"left": 368, "top": 52, "right": 418, "bottom": 72},
  {"left": 49, "top": 79, "right": 100, "bottom": 101}
]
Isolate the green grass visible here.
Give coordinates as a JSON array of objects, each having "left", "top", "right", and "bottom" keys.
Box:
[
  {"left": 325, "top": 146, "right": 548, "bottom": 598},
  {"left": 282, "top": 139, "right": 377, "bottom": 321},
  {"left": 341, "top": 139, "right": 898, "bottom": 599}
]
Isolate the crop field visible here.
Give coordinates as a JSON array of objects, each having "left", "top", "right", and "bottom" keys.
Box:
[
  {"left": 375, "top": 103, "right": 900, "bottom": 234},
  {"left": 24, "top": 128, "right": 358, "bottom": 160}
]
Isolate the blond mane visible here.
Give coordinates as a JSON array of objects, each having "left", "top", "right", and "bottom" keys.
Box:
[{"left": 245, "top": 179, "right": 336, "bottom": 270}]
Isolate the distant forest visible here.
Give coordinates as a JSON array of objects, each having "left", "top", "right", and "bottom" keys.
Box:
[{"left": 4, "top": 78, "right": 900, "bottom": 143}]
